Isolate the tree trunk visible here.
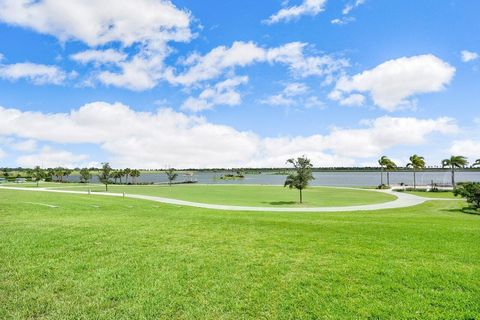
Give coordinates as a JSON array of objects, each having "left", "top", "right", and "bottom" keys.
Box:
[
  {"left": 451, "top": 167, "right": 455, "bottom": 187},
  {"left": 299, "top": 189, "right": 303, "bottom": 203},
  {"left": 380, "top": 166, "right": 384, "bottom": 185},
  {"left": 413, "top": 170, "right": 416, "bottom": 189},
  {"left": 36, "top": 180, "right": 39, "bottom": 187},
  {"left": 387, "top": 171, "right": 390, "bottom": 186},
  {"left": 105, "top": 183, "right": 108, "bottom": 192}
]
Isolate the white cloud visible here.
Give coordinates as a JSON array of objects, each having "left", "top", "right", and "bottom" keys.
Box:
[
  {"left": 0, "top": 0, "right": 193, "bottom": 91},
  {"left": 261, "top": 82, "right": 324, "bottom": 109},
  {"left": 181, "top": 76, "right": 248, "bottom": 112},
  {"left": 283, "top": 82, "right": 309, "bottom": 96},
  {"left": 0, "top": 0, "right": 192, "bottom": 47},
  {"left": 449, "top": 140, "right": 480, "bottom": 158},
  {"left": 338, "top": 93, "right": 365, "bottom": 106},
  {"left": 304, "top": 96, "right": 325, "bottom": 109},
  {"left": 16, "top": 146, "right": 88, "bottom": 168},
  {"left": 461, "top": 50, "right": 479, "bottom": 62},
  {"left": 70, "top": 49, "right": 127, "bottom": 65},
  {"left": 331, "top": 17, "right": 355, "bottom": 25},
  {"left": 169, "top": 41, "right": 348, "bottom": 86},
  {"left": 342, "top": 0, "right": 365, "bottom": 15},
  {"left": 0, "top": 62, "right": 67, "bottom": 85},
  {"left": 261, "top": 82, "right": 323, "bottom": 108},
  {"left": 10, "top": 139, "right": 37, "bottom": 152},
  {"left": 264, "top": 0, "right": 327, "bottom": 24},
  {"left": 330, "top": 54, "right": 455, "bottom": 111},
  {"left": 0, "top": 102, "right": 457, "bottom": 168}
]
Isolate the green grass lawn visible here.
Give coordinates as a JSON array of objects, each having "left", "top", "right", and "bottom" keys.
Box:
[
  {"left": 402, "top": 190, "right": 457, "bottom": 199},
  {"left": 41, "top": 184, "right": 397, "bottom": 207},
  {"left": 0, "top": 189, "right": 479, "bottom": 319}
]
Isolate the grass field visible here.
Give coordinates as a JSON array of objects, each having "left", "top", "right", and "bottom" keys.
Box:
[
  {"left": 34, "top": 183, "right": 397, "bottom": 207},
  {"left": 403, "top": 190, "right": 457, "bottom": 199},
  {"left": 0, "top": 188, "right": 479, "bottom": 319}
]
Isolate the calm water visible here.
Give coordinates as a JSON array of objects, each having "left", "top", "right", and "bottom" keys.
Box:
[{"left": 69, "top": 171, "right": 480, "bottom": 187}]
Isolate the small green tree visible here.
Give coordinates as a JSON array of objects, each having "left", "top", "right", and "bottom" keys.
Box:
[
  {"left": 454, "top": 182, "right": 480, "bottom": 210},
  {"left": 31, "top": 166, "right": 45, "bottom": 187},
  {"left": 79, "top": 168, "right": 92, "bottom": 183},
  {"left": 166, "top": 168, "right": 178, "bottom": 186},
  {"left": 98, "top": 162, "right": 112, "bottom": 191},
  {"left": 284, "top": 156, "right": 315, "bottom": 203},
  {"left": 406, "top": 154, "right": 426, "bottom": 189},
  {"left": 442, "top": 155, "right": 468, "bottom": 187}
]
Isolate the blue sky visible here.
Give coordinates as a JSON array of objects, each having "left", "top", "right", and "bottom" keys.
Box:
[{"left": 0, "top": 0, "right": 479, "bottom": 168}]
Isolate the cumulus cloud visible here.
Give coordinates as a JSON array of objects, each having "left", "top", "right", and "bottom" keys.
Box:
[
  {"left": 449, "top": 140, "right": 480, "bottom": 158},
  {"left": 16, "top": 146, "right": 88, "bottom": 168},
  {"left": 0, "top": 0, "right": 192, "bottom": 47},
  {"left": 461, "top": 50, "right": 479, "bottom": 62},
  {"left": 181, "top": 76, "right": 248, "bottom": 112},
  {"left": 10, "top": 139, "right": 37, "bottom": 152},
  {"left": 0, "top": 62, "right": 67, "bottom": 85},
  {"left": 0, "top": 0, "right": 193, "bottom": 91},
  {"left": 264, "top": 0, "right": 327, "bottom": 24},
  {"left": 70, "top": 49, "right": 127, "bottom": 65},
  {"left": 0, "top": 102, "right": 458, "bottom": 168},
  {"left": 169, "top": 41, "right": 348, "bottom": 85},
  {"left": 330, "top": 54, "right": 455, "bottom": 111},
  {"left": 261, "top": 82, "right": 324, "bottom": 108}
]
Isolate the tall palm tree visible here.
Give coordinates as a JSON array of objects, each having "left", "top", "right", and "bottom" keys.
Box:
[
  {"left": 406, "top": 154, "right": 425, "bottom": 189},
  {"left": 442, "top": 155, "right": 468, "bottom": 187},
  {"left": 378, "top": 156, "right": 390, "bottom": 186},
  {"left": 385, "top": 159, "right": 397, "bottom": 186},
  {"left": 124, "top": 168, "right": 131, "bottom": 184},
  {"left": 472, "top": 159, "right": 480, "bottom": 167},
  {"left": 130, "top": 169, "right": 140, "bottom": 184}
]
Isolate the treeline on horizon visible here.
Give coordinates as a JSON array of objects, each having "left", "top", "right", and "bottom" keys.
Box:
[{"left": 2, "top": 165, "right": 480, "bottom": 173}]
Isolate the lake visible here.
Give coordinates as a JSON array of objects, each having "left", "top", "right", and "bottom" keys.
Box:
[{"left": 68, "top": 170, "right": 480, "bottom": 187}]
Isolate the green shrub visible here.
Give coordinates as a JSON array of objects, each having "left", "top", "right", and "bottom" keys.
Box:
[{"left": 453, "top": 182, "right": 480, "bottom": 210}]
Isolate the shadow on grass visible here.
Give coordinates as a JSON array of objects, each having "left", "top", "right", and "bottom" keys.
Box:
[
  {"left": 262, "top": 201, "right": 299, "bottom": 206},
  {"left": 442, "top": 207, "right": 480, "bottom": 215}
]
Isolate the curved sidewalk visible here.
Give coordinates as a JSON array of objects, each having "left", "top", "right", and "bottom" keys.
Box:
[{"left": 0, "top": 185, "right": 457, "bottom": 212}]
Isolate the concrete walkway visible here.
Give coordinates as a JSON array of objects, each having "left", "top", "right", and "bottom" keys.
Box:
[{"left": 0, "top": 185, "right": 459, "bottom": 212}]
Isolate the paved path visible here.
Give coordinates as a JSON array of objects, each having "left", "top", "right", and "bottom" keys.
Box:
[{"left": 0, "top": 185, "right": 458, "bottom": 212}]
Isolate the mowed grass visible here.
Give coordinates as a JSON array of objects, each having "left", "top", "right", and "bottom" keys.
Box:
[
  {"left": 44, "top": 184, "right": 397, "bottom": 207},
  {"left": 0, "top": 189, "right": 479, "bottom": 319},
  {"left": 403, "top": 190, "right": 457, "bottom": 199}
]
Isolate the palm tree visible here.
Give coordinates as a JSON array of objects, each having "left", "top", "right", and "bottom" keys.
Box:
[
  {"left": 442, "top": 155, "right": 468, "bottom": 187},
  {"left": 472, "top": 159, "right": 480, "bottom": 167},
  {"left": 378, "top": 156, "right": 389, "bottom": 186},
  {"left": 112, "top": 170, "right": 123, "bottom": 184},
  {"left": 284, "top": 156, "right": 315, "bottom": 203},
  {"left": 123, "top": 168, "right": 131, "bottom": 184},
  {"left": 130, "top": 169, "right": 140, "bottom": 184},
  {"left": 385, "top": 159, "right": 397, "bottom": 186},
  {"left": 406, "top": 154, "right": 426, "bottom": 189}
]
